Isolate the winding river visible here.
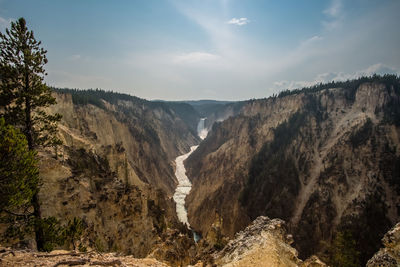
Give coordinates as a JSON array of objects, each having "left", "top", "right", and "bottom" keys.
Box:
[{"left": 173, "top": 118, "right": 207, "bottom": 232}]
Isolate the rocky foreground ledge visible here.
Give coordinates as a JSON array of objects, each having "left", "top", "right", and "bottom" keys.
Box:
[
  {"left": 0, "top": 248, "right": 169, "bottom": 267},
  {"left": 213, "top": 216, "right": 326, "bottom": 267},
  {"left": 0, "top": 216, "right": 327, "bottom": 267},
  {"left": 9, "top": 216, "right": 400, "bottom": 267},
  {"left": 367, "top": 222, "right": 400, "bottom": 267}
]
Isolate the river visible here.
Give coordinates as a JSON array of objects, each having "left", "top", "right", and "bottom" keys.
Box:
[{"left": 172, "top": 118, "right": 207, "bottom": 240}]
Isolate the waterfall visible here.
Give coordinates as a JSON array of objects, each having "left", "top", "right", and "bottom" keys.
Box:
[{"left": 197, "top": 118, "right": 208, "bottom": 140}]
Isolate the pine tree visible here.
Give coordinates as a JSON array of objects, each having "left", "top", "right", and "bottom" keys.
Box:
[
  {"left": 329, "top": 231, "right": 360, "bottom": 267},
  {"left": 0, "top": 17, "right": 61, "bottom": 251},
  {"left": 0, "top": 117, "right": 39, "bottom": 215},
  {"left": 0, "top": 17, "right": 61, "bottom": 149}
]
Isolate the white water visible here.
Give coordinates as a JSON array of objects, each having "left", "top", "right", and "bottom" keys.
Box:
[
  {"left": 173, "top": 118, "right": 208, "bottom": 228},
  {"left": 172, "top": 145, "right": 198, "bottom": 226},
  {"left": 197, "top": 118, "right": 208, "bottom": 140}
]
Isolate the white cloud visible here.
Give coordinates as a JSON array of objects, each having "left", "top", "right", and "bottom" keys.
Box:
[
  {"left": 173, "top": 51, "right": 221, "bottom": 64},
  {"left": 272, "top": 63, "right": 400, "bottom": 92},
  {"left": 322, "top": 19, "right": 342, "bottom": 31},
  {"left": 69, "top": 54, "right": 82, "bottom": 61},
  {"left": 171, "top": 2, "right": 239, "bottom": 57},
  {"left": 300, "top": 35, "right": 323, "bottom": 48},
  {"left": 316, "top": 64, "right": 400, "bottom": 83},
  {"left": 46, "top": 70, "right": 112, "bottom": 89},
  {"left": 227, "top": 17, "right": 249, "bottom": 26},
  {"left": 323, "top": 0, "right": 342, "bottom": 17},
  {"left": 272, "top": 80, "right": 316, "bottom": 91},
  {"left": 322, "top": 0, "right": 344, "bottom": 30},
  {"left": 102, "top": 0, "right": 399, "bottom": 101},
  {"left": 358, "top": 63, "right": 399, "bottom": 77}
]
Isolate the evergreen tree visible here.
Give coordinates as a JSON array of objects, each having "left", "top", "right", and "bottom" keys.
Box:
[
  {"left": 0, "top": 17, "right": 61, "bottom": 251},
  {"left": 0, "top": 17, "right": 61, "bottom": 149},
  {"left": 0, "top": 117, "right": 39, "bottom": 215},
  {"left": 328, "top": 231, "right": 360, "bottom": 267}
]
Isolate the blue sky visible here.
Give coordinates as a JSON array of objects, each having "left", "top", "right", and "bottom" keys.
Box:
[{"left": 0, "top": 0, "right": 399, "bottom": 100}]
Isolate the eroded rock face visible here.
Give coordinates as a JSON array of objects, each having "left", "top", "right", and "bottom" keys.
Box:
[
  {"left": 214, "top": 216, "right": 326, "bottom": 267},
  {"left": 367, "top": 222, "right": 400, "bottom": 267},
  {"left": 50, "top": 92, "right": 199, "bottom": 195},
  {"left": 186, "top": 79, "right": 400, "bottom": 264}
]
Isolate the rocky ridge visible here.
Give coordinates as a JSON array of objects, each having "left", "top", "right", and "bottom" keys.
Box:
[{"left": 214, "top": 216, "right": 326, "bottom": 267}]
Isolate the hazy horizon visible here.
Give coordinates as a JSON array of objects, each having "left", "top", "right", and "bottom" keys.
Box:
[{"left": 1, "top": 0, "right": 399, "bottom": 101}]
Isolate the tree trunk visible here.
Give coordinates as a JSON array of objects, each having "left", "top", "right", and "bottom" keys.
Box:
[
  {"left": 24, "top": 74, "right": 44, "bottom": 251},
  {"left": 25, "top": 97, "right": 34, "bottom": 150},
  {"left": 24, "top": 69, "right": 33, "bottom": 151},
  {"left": 32, "top": 192, "right": 45, "bottom": 251}
]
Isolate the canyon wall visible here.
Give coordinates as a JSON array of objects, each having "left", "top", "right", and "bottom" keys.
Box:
[
  {"left": 34, "top": 91, "right": 199, "bottom": 259},
  {"left": 185, "top": 77, "right": 400, "bottom": 264}
]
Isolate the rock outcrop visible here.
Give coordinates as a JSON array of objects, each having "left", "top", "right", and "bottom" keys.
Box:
[
  {"left": 214, "top": 216, "right": 326, "bottom": 267},
  {"left": 367, "top": 222, "right": 400, "bottom": 266},
  {"left": 185, "top": 77, "right": 400, "bottom": 265}
]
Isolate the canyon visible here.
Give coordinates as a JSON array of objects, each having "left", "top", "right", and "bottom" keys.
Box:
[
  {"left": 1, "top": 76, "right": 399, "bottom": 266},
  {"left": 1, "top": 1, "right": 399, "bottom": 265}
]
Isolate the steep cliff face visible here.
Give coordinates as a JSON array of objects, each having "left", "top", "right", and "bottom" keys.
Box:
[
  {"left": 51, "top": 92, "right": 199, "bottom": 195},
  {"left": 163, "top": 101, "right": 201, "bottom": 137},
  {"left": 186, "top": 77, "right": 400, "bottom": 265},
  {"left": 35, "top": 91, "right": 199, "bottom": 259}
]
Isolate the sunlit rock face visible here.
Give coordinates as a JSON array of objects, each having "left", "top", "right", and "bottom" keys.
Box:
[
  {"left": 214, "top": 216, "right": 327, "bottom": 267},
  {"left": 16, "top": 91, "right": 200, "bottom": 258}
]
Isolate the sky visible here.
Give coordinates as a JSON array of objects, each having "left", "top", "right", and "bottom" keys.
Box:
[{"left": 0, "top": 0, "right": 399, "bottom": 101}]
